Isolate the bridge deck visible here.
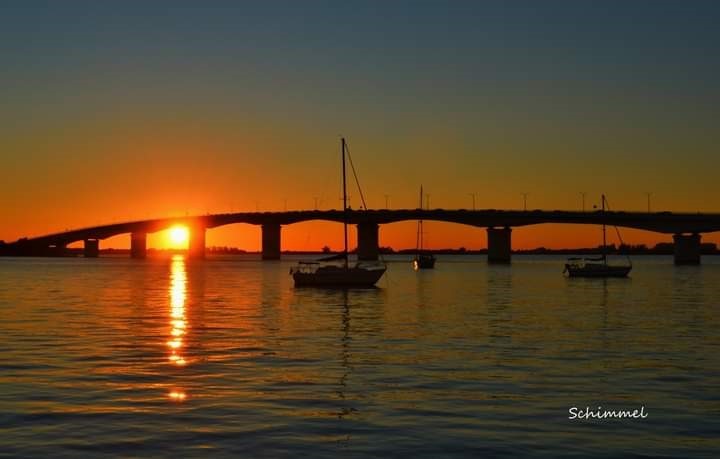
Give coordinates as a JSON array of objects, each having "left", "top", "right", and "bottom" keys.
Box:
[{"left": 3, "top": 209, "right": 720, "bottom": 248}]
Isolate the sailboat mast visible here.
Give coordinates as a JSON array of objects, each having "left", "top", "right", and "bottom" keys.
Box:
[
  {"left": 342, "top": 138, "right": 349, "bottom": 268},
  {"left": 418, "top": 185, "right": 424, "bottom": 251},
  {"left": 601, "top": 194, "right": 607, "bottom": 263}
]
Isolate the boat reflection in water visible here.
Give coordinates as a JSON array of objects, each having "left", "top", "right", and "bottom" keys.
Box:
[
  {"left": 167, "top": 254, "right": 188, "bottom": 401},
  {"left": 291, "top": 287, "right": 367, "bottom": 446}
]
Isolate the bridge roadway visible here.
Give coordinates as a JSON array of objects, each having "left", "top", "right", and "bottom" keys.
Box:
[{"left": 2, "top": 209, "right": 719, "bottom": 264}]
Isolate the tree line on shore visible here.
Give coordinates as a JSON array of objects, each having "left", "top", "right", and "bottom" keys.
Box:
[{"left": 61, "top": 242, "right": 718, "bottom": 256}]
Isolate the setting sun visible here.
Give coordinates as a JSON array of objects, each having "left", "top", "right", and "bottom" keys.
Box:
[{"left": 168, "top": 226, "right": 189, "bottom": 248}]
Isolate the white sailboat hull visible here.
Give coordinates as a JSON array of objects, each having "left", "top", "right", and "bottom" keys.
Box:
[{"left": 293, "top": 265, "right": 386, "bottom": 287}]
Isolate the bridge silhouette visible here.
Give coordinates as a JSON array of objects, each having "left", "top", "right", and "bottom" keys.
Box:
[{"left": 2, "top": 209, "right": 719, "bottom": 264}]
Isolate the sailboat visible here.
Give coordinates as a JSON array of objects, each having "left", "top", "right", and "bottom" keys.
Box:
[
  {"left": 290, "top": 138, "right": 387, "bottom": 287},
  {"left": 563, "top": 194, "right": 632, "bottom": 278},
  {"left": 413, "top": 185, "right": 436, "bottom": 270}
]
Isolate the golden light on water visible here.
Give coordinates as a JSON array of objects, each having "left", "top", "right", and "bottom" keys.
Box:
[
  {"left": 166, "top": 254, "right": 189, "bottom": 402},
  {"left": 168, "top": 255, "right": 188, "bottom": 366},
  {"left": 168, "top": 391, "right": 187, "bottom": 401}
]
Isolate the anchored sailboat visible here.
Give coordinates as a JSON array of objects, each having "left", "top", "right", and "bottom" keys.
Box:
[
  {"left": 563, "top": 194, "right": 632, "bottom": 278},
  {"left": 413, "top": 185, "right": 436, "bottom": 270},
  {"left": 290, "top": 138, "right": 386, "bottom": 287}
]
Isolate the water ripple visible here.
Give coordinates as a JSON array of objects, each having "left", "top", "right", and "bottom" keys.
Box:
[{"left": 1, "top": 255, "right": 719, "bottom": 457}]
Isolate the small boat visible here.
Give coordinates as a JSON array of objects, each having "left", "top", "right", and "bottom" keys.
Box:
[
  {"left": 414, "top": 253, "right": 436, "bottom": 270},
  {"left": 290, "top": 138, "right": 386, "bottom": 287},
  {"left": 413, "top": 185, "right": 436, "bottom": 270},
  {"left": 564, "top": 257, "right": 632, "bottom": 278},
  {"left": 292, "top": 260, "right": 387, "bottom": 287},
  {"left": 564, "top": 194, "right": 632, "bottom": 278}
]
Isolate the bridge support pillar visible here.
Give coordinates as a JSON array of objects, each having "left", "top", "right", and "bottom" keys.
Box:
[
  {"left": 188, "top": 226, "right": 206, "bottom": 259},
  {"left": 487, "top": 227, "right": 512, "bottom": 263},
  {"left": 357, "top": 222, "right": 379, "bottom": 261},
  {"left": 673, "top": 233, "right": 701, "bottom": 265},
  {"left": 262, "top": 224, "right": 281, "bottom": 260},
  {"left": 130, "top": 232, "right": 147, "bottom": 259},
  {"left": 84, "top": 239, "right": 99, "bottom": 258}
]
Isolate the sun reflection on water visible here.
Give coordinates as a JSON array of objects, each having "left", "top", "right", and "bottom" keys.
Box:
[
  {"left": 168, "top": 390, "right": 187, "bottom": 401},
  {"left": 168, "top": 255, "right": 188, "bottom": 399}
]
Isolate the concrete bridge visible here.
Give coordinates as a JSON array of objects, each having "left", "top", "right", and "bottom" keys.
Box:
[{"left": 2, "top": 209, "right": 719, "bottom": 264}]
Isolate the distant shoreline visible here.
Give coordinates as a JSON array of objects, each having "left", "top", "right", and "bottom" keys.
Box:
[{"left": 51, "top": 244, "right": 719, "bottom": 257}]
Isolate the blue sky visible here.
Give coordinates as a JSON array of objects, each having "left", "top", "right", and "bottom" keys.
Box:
[{"left": 1, "top": 1, "right": 719, "bottom": 246}]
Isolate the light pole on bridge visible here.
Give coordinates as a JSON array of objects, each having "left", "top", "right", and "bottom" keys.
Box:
[
  {"left": 645, "top": 192, "right": 652, "bottom": 213},
  {"left": 468, "top": 193, "right": 476, "bottom": 210},
  {"left": 521, "top": 192, "right": 529, "bottom": 211},
  {"left": 580, "top": 192, "right": 587, "bottom": 212},
  {"left": 384, "top": 194, "right": 390, "bottom": 209}
]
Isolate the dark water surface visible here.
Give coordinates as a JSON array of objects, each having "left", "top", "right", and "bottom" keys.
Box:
[{"left": 1, "top": 255, "right": 718, "bottom": 458}]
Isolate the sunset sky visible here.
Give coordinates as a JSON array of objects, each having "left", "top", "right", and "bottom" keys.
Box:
[{"left": 2, "top": 1, "right": 719, "bottom": 250}]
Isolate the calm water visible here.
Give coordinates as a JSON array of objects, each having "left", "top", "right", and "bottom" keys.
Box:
[{"left": 1, "top": 255, "right": 719, "bottom": 458}]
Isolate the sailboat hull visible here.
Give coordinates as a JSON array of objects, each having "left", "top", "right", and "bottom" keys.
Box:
[
  {"left": 564, "top": 264, "right": 631, "bottom": 278},
  {"left": 293, "top": 265, "right": 386, "bottom": 287}
]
